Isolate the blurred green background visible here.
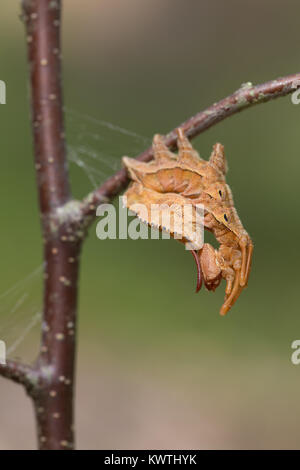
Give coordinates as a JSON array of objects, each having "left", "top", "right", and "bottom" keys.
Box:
[{"left": 1, "top": 0, "right": 300, "bottom": 449}]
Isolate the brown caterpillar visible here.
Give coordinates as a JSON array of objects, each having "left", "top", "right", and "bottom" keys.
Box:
[{"left": 123, "top": 129, "right": 253, "bottom": 315}]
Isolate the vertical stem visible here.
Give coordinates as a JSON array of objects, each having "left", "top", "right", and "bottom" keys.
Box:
[
  {"left": 23, "top": 0, "right": 70, "bottom": 212},
  {"left": 22, "top": 0, "right": 79, "bottom": 449},
  {"left": 34, "top": 236, "right": 81, "bottom": 450}
]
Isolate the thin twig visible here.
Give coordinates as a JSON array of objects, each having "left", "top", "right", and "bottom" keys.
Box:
[
  {"left": 81, "top": 73, "right": 300, "bottom": 220},
  {"left": 0, "top": 360, "right": 35, "bottom": 392}
]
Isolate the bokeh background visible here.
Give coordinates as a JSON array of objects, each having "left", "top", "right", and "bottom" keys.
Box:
[{"left": 0, "top": 0, "right": 300, "bottom": 449}]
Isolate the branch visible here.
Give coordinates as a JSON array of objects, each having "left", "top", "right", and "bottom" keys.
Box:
[
  {"left": 23, "top": 0, "right": 70, "bottom": 215},
  {"left": 80, "top": 72, "right": 300, "bottom": 220},
  {"left": 0, "top": 360, "right": 35, "bottom": 392},
  {"left": 22, "top": 0, "right": 78, "bottom": 450}
]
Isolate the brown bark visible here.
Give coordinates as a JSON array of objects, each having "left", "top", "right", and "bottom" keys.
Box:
[{"left": 22, "top": 0, "right": 79, "bottom": 449}]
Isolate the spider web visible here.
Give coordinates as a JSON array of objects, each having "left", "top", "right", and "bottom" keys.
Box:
[
  {"left": 0, "top": 265, "right": 43, "bottom": 363},
  {"left": 0, "top": 110, "right": 150, "bottom": 363},
  {"left": 65, "top": 107, "right": 151, "bottom": 194}
]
